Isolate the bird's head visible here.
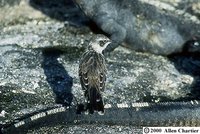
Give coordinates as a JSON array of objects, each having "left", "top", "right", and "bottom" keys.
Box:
[{"left": 88, "top": 34, "right": 111, "bottom": 53}]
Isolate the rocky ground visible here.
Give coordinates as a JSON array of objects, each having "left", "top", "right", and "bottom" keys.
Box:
[{"left": 0, "top": 0, "right": 200, "bottom": 133}]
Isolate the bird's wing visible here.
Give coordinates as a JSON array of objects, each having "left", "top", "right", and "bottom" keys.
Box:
[
  {"left": 79, "top": 52, "right": 94, "bottom": 90},
  {"left": 79, "top": 51, "right": 107, "bottom": 92},
  {"left": 96, "top": 53, "right": 107, "bottom": 92}
]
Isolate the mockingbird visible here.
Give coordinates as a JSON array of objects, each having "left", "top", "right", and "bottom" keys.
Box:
[{"left": 79, "top": 34, "right": 111, "bottom": 114}]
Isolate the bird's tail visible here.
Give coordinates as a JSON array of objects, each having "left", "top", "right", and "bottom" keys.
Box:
[{"left": 88, "top": 87, "right": 104, "bottom": 114}]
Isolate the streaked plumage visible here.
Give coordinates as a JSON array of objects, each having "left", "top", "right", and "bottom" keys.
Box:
[{"left": 79, "top": 35, "right": 110, "bottom": 114}]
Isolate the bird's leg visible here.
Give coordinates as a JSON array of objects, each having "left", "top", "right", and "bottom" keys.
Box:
[{"left": 97, "top": 97, "right": 104, "bottom": 114}]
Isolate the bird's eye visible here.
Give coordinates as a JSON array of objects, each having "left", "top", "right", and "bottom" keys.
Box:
[{"left": 99, "top": 41, "right": 105, "bottom": 47}]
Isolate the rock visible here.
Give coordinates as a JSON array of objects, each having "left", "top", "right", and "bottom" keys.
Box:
[
  {"left": 73, "top": 0, "right": 200, "bottom": 55},
  {"left": 0, "top": 0, "right": 200, "bottom": 133},
  {"left": 0, "top": 0, "right": 21, "bottom": 7}
]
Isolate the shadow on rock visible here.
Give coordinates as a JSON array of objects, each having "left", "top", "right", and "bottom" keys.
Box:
[
  {"left": 168, "top": 54, "right": 200, "bottom": 101},
  {"left": 29, "top": 0, "right": 106, "bottom": 34},
  {"left": 29, "top": 0, "right": 88, "bottom": 26},
  {"left": 42, "top": 48, "right": 73, "bottom": 106}
]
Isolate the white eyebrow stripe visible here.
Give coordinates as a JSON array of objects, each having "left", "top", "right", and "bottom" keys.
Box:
[{"left": 104, "top": 41, "right": 111, "bottom": 47}]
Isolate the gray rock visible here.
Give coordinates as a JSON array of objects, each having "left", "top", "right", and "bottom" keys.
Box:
[
  {"left": 0, "top": 0, "right": 21, "bottom": 7},
  {"left": 73, "top": 0, "right": 200, "bottom": 55},
  {"left": 0, "top": 0, "right": 200, "bottom": 133}
]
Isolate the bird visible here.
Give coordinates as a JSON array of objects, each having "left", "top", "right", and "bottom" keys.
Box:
[{"left": 79, "top": 34, "right": 111, "bottom": 114}]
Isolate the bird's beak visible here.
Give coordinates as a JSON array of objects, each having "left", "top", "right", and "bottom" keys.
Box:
[{"left": 104, "top": 41, "right": 112, "bottom": 48}]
